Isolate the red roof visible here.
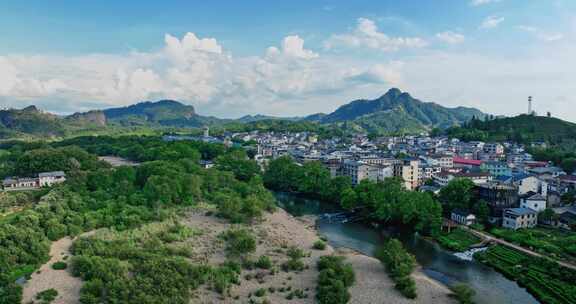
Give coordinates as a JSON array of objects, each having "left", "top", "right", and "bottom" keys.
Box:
[{"left": 453, "top": 157, "right": 483, "bottom": 166}]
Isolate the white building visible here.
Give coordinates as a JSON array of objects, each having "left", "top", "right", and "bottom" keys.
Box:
[
  {"left": 502, "top": 208, "right": 538, "bottom": 230},
  {"left": 520, "top": 193, "right": 547, "bottom": 212},
  {"left": 38, "top": 171, "right": 66, "bottom": 187},
  {"left": 451, "top": 209, "right": 476, "bottom": 226},
  {"left": 517, "top": 176, "right": 548, "bottom": 197}
]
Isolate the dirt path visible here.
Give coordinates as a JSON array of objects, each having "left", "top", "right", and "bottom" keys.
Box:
[{"left": 21, "top": 237, "right": 82, "bottom": 304}]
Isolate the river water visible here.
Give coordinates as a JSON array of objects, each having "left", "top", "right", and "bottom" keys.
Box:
[{"left": 275, "top": 192, "right": 539, "bottom": 304}]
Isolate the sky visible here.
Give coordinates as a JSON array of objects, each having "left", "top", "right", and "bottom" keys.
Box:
[{"left": 0, "top": 0, "right": 574, "bottom": 121}]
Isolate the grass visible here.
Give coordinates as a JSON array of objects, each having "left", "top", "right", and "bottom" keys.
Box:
[
  {"left": 490, "top": 227, "right": 576, "bottom": 262},
  {"left": 436, "top": 229, "right": 481, "bottom": 252},
  {"left": 475, "top": 245, "right": 576, "bottom": 304}
]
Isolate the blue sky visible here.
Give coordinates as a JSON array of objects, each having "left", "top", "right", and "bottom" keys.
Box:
[{"left": 0, "top": 0, "right": 574, "bottom": 120}]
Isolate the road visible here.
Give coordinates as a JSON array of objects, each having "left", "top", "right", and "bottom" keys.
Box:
[{"left": 462, "top": 226, "right": 576, "bottom": 271}]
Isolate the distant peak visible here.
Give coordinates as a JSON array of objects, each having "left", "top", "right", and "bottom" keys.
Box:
[
  {"left": 384, "top": 88, "right": 403, "bottom": 98},
  {"left": 22, "top": 105, "right": 39, "bottom": 112}
]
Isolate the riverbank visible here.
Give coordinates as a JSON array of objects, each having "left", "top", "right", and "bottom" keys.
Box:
[{"left": 185, "top": 207, "right": 455, "bottom": 303}]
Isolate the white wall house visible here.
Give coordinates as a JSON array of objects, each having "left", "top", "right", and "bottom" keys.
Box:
[
  {"left": 520, "top": 193, "right": 547, "bottom": 212},
  {"left": 451, "top": 209, "right": 476, "bottom": 226},
  {"left": 502, "top": 208, "right": 538, "bottom": 230}
]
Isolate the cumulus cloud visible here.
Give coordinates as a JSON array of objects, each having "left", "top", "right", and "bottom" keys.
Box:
[
  {"left": 470, "top": 0, "right": 501, "bottom": 6},
  {"left": 0, "top": 33, "right": 397, "bottom": 116},
  {"left": 324, "top": 18, "right": 427, "bottom": 52},
  {"left": 436, "top": 31, "right": 465, "bottom": 44},
  {"left": 517, "top": 26, "right": 564, "bottom": 41},
  {"left": 480, "top": 16, "right": 504, "bottom": 29},
  {"left": 266, "top": 35, "right": 318, "bottom": 59}
]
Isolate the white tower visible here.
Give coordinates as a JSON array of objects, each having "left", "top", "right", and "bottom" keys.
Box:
[{"left": 528, "top": 96, "right": 533, "bottom": 115}]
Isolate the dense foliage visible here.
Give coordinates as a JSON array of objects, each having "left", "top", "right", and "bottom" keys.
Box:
[
  {"left": 475, "top": 245, "right": 576, "bottom": 304},
  {"left": 0, "top": 136, "right": 276, "bottom": 303},
  {"left": 264, "top": 157, "right": 443, "bottom": 236},
  {"left": 447, "top": 115, "right": 576, "bottom": 151},
  {"left": 316, "top": 256, "right": 355, "bottom": 304},
  {"left": 375, "top": 239, "right": 417, "bottom": 299}
]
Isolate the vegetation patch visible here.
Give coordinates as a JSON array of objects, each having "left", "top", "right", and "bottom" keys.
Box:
[
  {"left": 51, "top": 261, "right": 68, "bottom": 270},
  {"left": 316, "top": 255, "right": 355, "bottom": 304},
  {"left": 375, "top": 239, "right": 417, "bottom": 299},
  {"left": 475, "top": 245, "right": 576, "bottom": 304},
  {"left": 436, "top": 229, "right": 481, "bottom": 252}
]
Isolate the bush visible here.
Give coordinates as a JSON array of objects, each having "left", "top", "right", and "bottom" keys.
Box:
[
  {"left": 36, "top": 288, "right": 58, "bottom": 303},
  {"left": 220, "top": 229, "right": 256, "bottom": 258},
  {"left": 375, "top": 239, "right": 417, "bottom": 299},
  {"left": 313, "top": 240, "right": 327, "bottom": 250},
  {"left": 254, "top": 288, "right": 266, "bottom": 297},
  {"left": 450, "top": 284, "right": 476, "bottom": 304},
  {"left": 51, "top": 261, "right": 67, "bottom": 270},
  {"left": 316, "top": 255, "right": 355, "bottom": 304},
  {"left": 255, "top": 255, "right": 272, "bottom": 269}
]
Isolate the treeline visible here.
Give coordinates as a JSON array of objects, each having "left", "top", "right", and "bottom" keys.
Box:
[
  {"left": 0, "top": 137, "right": 275, "bottom": 303},
  {"left": 264, "top": 156, "right": 443, "bottom": 236},
  {"left": 529, "top": 148, "right": 576, "bottom": 174}
]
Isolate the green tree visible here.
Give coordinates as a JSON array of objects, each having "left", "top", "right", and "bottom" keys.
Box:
[{"left": 439, "top": 179, "right": 476, "bottom": 213}]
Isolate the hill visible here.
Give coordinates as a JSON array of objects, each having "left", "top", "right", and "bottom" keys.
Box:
[
  {"left": 446, "top": 114, "right": 576, "bottom": 147},
  {"left": 314, "top": 88, "right": 486, "bottom": 134},
  {"left": 0, "top": 106, "right": 66, "bottom": 138},
  {"left": 102, "top": 100, "right": 226, "bottom": 127}
]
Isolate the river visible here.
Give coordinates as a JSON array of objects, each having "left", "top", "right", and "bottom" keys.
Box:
[{"left": 275, "top": 192, "right": 540, "bottom": 304}]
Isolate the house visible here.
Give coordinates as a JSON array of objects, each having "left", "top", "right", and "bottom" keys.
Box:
[
  {"left": 2, "top": 177, "right": 39, "bottom": 191},
  {"left": 451, "top": 209, "right": 476, "bottom": 226},
  {"left": 433, "top": 171, "right": 491, "bottom": 187},
  {"left": 516, "top": 175, "right": 547, "bottom": 196},
  {"left": 393, "top": 158, "right": 420, "bottom": 190},
  {"left": 476, "top": 182, "right": 519, "bottom": 224},
  {"left": 199, "top": 160, "right": 214, "bottom": 169},
  {"left": 453, "top": 157, "right": 483, "bottom": 169},
  {"left": 520, "top": 193, "right": 547, "bottom": 212},
  {"left": 38, "top": 171, "right": 66, "bottom": 187},
  {"left": 502, "top": 208, "right": 538, "bottom": 230},
  {"left": 481, "top": 161, "right": 512, "bottom": 177},
  {"left": 2, "top": 171, "right": 66, "bottom": 191}
]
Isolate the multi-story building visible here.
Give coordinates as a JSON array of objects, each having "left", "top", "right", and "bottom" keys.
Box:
[
  {"left": 502, "top": 208, "right": 538, "bottom": 230},
  {"left": 342, "top": 160, "right": 372, "bottom": 186},
  {"left": 484, "top": 143, "right": 505, "bottom": 155},
  {"left": 520, "top": 193, "right": 547, "bottom": 212},
  {"left": 476, "top": 182, "right": 519, "bottom": 224},
  {"left": 481, "top": 161, "right": 512, "bottom": 177},
  {"left": 394, "top": 159, "right": 420, "bottom": 190}
]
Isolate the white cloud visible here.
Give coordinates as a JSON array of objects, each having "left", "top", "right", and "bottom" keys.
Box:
[
  {"left": 266, "top": 35, "right": 318, "bottom": 59},
  {"left": 517, "top": 25, "right": 564, "bottom": 41},
  {"left": 480, "top": 16, "right": 504, "bottom": 29},
  {"left": 0, "top": 33, "right": 401, "bottom": 116},
  {"left": 471, "top": 0, "right": 501, "bottom": 6},
  {"left": 436, "top": 31, "right": 466, "bottom": 44},
  {"left": 324, "top": 18, "right": 427, "bottom": 52}
]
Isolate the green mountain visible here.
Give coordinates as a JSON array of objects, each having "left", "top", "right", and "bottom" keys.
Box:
[
  {"left": 102, "top": 100, "right": 227, "bottom": 127},
  {"left": 0, "top": 106, "right": 66, "bottom": 138},
  {"left": 315, "top": 88, "right": 486, "bottom": 134},
  {"left": 447, "top": 114, "right": 576, "bottom": 147}
]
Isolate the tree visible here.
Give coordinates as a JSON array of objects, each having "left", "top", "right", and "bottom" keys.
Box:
[
  {"left": 450, "top": 284, "right": 476, "bottom": 304},
  {"left": 560, "top": 158, "right": 576, "bottom": 174},
  {"left": 298, "top": 161, "right": 331, "bottom": 196},
  {"left": 439, "top": 179, "right": 475, "bottom": 213},
  {"left": 472, "top": 200, "right": 490, "bottom": 224},
  {"left": 263, "top": 156, "right": 302, "bottom": 192},
  {"left": 215, "top": 150, "right": 260, "bottom": 181}
]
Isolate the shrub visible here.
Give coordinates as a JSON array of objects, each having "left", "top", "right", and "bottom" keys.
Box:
[
  {"left": 450, "top": 284, "right": 476, "bottom": 304},
  {"left": 51, "top": 261, "right": 67, "bottom": 270},
  {"left": 255, "top": 255, "right": 272, "bottom": 269},
  {"left": 221, "top": 229, "right": 256, "bottom": 258},
  {"left": 375, "top": 239, "right": 417, "bottom": 299},
  {"left": 254, "top": 288, "right": 266, "bottom": 297},
  {"left": 36, "top": 288, "right": 58, "bottom": 303},
  {"left": 316, "top": 255, "right": 355, "bottom": 304},
  {"left": 313, "top": 240, "right": 327, "bottom": 250}
]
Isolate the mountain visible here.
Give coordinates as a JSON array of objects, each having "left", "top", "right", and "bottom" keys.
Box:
[
  {"left": 317, "top": 88, "right": 486, "bottom": 133},
  {"left": 103, "top": 100, "right": 215, "bottom": 127},
  {"left": 237, "top": 114, "right": 302, "bottom": 123},
  {"left": 0, "top": 106, "right": 66, "bottom": 138}
]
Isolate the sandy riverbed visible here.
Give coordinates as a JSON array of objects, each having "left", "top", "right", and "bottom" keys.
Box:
[
  {"left": 21, "top": 237, "right": 82, "bottom": 304},
  {"left": 21, "top": 208, "right": 455, "bottom": 304},
  {"left": 185, "top": 208, "right": 456, "bottom": 304}
]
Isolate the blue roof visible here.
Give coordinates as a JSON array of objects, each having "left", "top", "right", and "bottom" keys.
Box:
[{"left": 505, "top": 208, "right": 537, "bottom": 216}]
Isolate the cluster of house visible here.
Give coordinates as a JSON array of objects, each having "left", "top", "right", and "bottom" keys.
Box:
[
  {"left": 2, "top": 171, "right": 66, "bottom": 191},
  {"left": 231, "top": 130, "right": 576, "bottom": 231}
]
